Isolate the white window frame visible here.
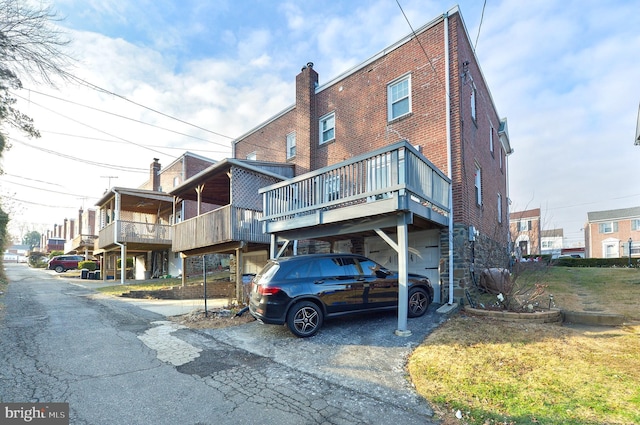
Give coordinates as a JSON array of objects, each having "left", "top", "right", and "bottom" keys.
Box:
[
  {"left": 490, "top": 125, "right": 495, "bottom": 155},
  {"left": 319, "top": 112, "right": 335, "bottom": 145},
  {"left": 497, "top": 193, "right": 502, "bottom": 223},
  {"left": 474, "top": 163, "right": 482, "bottom": 206},
  {"left": 387, "top": 74, "right": 412, "bottom": 121},
  {"left": 286, "top": 132, "right": 296, "bottom": 159},
  {"left": 246, "top": 151, "right": 257, "bottom": 161},
  {"left": 471, "top": 83, "right": 477, "bottom": 122},
  {"left": 599, "top": 222, "right": 618, "bottom": 234},
  {"left": 632, "top": 219, "right": 640, "bottom": 231}
]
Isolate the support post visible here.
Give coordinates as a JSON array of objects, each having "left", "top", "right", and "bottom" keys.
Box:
[{"left": 395, "top": 213, "right": 411, "bottom": 336}]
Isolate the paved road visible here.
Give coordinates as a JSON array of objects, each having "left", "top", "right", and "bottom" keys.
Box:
[{"left": 0, "top": 263, "right": 443, "bottom": 424}]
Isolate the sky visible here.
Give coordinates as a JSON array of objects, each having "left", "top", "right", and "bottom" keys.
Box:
[{"left": 1, "top": 0, "right": 639, "bottom": 248}]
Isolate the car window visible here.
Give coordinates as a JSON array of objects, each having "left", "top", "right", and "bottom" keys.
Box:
[
  {"left": 339, "top": 257, "right": 359, "bottom": 276},
  {"left": 357, "top": 258, "right": 390, "bottom": 278},
  {"left": 284, "top": 260, "right": 317, "bottom": 279},
  {"left": 255, "top": 262, "right": 280, "bottom": 284},
  {"left": 315, "top": 257, "right": 358, "bottom": 278}
]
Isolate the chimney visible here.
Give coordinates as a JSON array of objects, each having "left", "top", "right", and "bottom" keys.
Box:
[
  {"left": 295, "top": 62, "right": 319, "bottom": 174},
  {"left": 151, "top": 158, "right": 161, "bottom": 191}
]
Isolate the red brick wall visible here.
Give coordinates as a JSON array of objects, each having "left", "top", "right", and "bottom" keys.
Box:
[{"left": 233, "top": 13, "right": 508, "bottom": 243}]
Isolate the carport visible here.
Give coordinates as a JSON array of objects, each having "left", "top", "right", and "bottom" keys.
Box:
[{"left": 259, "top": 141, "right": 451, "bottom": 335}]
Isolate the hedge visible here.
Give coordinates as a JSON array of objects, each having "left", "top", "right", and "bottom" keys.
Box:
[{"left": 553, "top": 257, "right": 638, "bottom": 268}]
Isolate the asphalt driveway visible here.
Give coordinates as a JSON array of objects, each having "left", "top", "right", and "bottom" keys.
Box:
[{"left": 68, "top": 271, "right": 449, "bottom": 422}]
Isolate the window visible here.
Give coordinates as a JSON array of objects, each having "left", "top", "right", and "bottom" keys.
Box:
[
  {"left": 387, "top": 75, "right": 411, "bottom": 121},
  {"left": 474, "top": 164, "right": 482, "bottom": 206},
  {"left": 632, "top": 219, "right": 640, "bottom": 231},
  {"left": 517, "top": 220, "right": 531, "bottom": 232},
  {"left": 286, "top": 132, "right": 296, "bottom": 159},
  {"left": 497, "top": 193, "right": 502, "bottom": 223},
  {"left": 490, "top": 126, "right": 495, "bottom": 155},
  {"left": 246, "top": 152, "right": 257, "bottom": 161},
  {"left": 319, "top": 112, "right": 335, "bottom": 144},
  {"left": 470, "top": 84, "right": 477, "bottom": 122},
  {"left": 599, "top": 222, "right": 618, "bottom": 233},
  {"left": 173, "top": 176, "right": 180, "bottom": 188}
]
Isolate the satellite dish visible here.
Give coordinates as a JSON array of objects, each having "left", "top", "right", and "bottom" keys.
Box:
[{"left": 636, "top": 101, "right": 640, "bottom": 146}]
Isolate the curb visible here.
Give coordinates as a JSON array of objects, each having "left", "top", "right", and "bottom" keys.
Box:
[{"left": 562, "top": 310, "right": 626, "bottom": 326}]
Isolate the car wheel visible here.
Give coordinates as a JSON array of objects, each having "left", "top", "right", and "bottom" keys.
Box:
[
  {"left": 408, "top": 287, "right": 430, "bottom": 317},
  {"left": 287, "top": 301, "right": 323, "bottom": 338},
  {"left": 54, "top": 265, "right": 65, "bottom": 273}
]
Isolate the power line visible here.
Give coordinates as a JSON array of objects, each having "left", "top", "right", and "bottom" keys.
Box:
[
  {"left": 474, "top": 0, "right": 487, "bottom": 52},
  {"left": 0, "top": 178, "right": 98, "bottom": 199},
  {"left": 2, "top": 173, "right": 64, "bottom": 187},
  {"left": 23, "top": 88, "right": 234, "bottom": 147},
  {"left": 11, "top": 91, "right": 178, "bottom": 159},
  {"left": 12, "top": 138, "right": 148, "bottom": 173},
  {"left": 60, "top": 71, "right": 235, "bottom": 140},
  {"left": 1, "top": 194, "right": 79, "bottom": 209}
]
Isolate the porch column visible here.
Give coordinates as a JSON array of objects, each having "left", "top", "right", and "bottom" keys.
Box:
[
  {"left": 181, "top": 253, "right": 187, "bottom": 287},
  {"left": 235, "top": 248, "right": 243, "bottom": 302},
  {"left": 395, "top": 213, "right": 411, "bottom": 336}
]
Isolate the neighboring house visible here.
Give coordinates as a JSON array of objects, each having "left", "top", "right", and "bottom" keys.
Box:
[
  {"left": 585, "top": 206, "right": 640, "bottom": 259},
  {"left": 170, "top": 158, "right": 295, "bottom": 297},
  {"left": 231, "top": 4, "right": 512, "bottom": 330},
  {"left": 509, "top": 209, "right": 541, "bottom": 258},
  {"left": 541, "top": 228, "right": 563, "bottom": 258},
  {"left": 91, "top": 154, "right": 216, "bottom": 282},
  {"left": 64, "top": 208, "right": 98, "bottom": 257},
  {"left": 3, "top": 244, "right": 29, "bottom": 263}
]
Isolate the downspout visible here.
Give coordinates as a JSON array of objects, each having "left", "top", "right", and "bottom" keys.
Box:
[
  {"left": 444, "top": 12, "right": 455, "bottom": 305},
  {"left": 113, "top": 191, "right": 126, "bottom": 285}
]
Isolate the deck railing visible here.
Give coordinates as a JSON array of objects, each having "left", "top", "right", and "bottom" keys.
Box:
[
  {"left": 260, "top": 141, "right": 450, "bottom": 223},
  {"left": 172, "top": 205, "right": 268, "bottom": 252},
  {"left": 64, "top": 234, "right": 97, "bottom": 253},
  {"left": 98, "top": 220, "right": 172, "bottom": 249}
]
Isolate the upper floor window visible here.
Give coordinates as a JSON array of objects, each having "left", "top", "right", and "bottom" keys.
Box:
[
  {"left": 497, "top": 193, "right": 502, "bottom": 223},
  {"left": 173, "top": 176, "right": 180, "bottom": 188},
  {"left": 246, "top": 152, "right": 257, "bottom": 161},
  {"left": 490, "top": 125, "right": 495, "bottom": 155},
  {"left": 632, "top": 219, "right": 640, "bottom": 231},
  {"left": 474, "top": 163, "right": 482, "bottom": 206},
  {"left": 319, "top": 112, "right": 335, "bottom": 144},
  {"left": 387, "top": 75, "right": 411, "bottom": 121},
  {"left": 517, "top": 220, "right": 531, "bottom": 232},
  {"left": 470, "top": 83, "right": 477, "bottom": 122},
  {"left": 599, "top": 222, "right": 618, "bottom": 233},
  {"left": 286, "top": 132, "right": 296, "bottom": 159}
]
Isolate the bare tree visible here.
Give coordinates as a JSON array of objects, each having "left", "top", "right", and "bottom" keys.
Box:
[{"left": 0, "top": 0, "right": 72, "bottom": 143}]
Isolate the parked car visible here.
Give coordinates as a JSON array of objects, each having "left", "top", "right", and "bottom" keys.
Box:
[
  {"left": 249, "top": 253, "right": 434, "bottom": 337},
  {"left": 47, "top": 255, "right": 99, "bottom": 273}
]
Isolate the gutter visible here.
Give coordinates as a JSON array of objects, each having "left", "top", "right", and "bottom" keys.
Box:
[{"left": 444, "top": 12, "right": 454, "bottom": 305}]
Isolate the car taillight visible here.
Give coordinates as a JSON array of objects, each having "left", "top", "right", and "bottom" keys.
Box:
[{"left": 258, "top": 285, "right": 281, "bottom": 296}]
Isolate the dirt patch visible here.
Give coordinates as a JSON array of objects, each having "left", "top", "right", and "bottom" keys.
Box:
[{"left": 170, "top": 308, "right": 255, "bottom": 329}]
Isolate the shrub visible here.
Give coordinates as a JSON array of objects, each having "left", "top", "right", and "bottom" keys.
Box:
[
  {"left": 116, "top": 258, "right": 134, "bottom": 268},
  {"left": 554, "top": 257, "right": 637, "bottom": 268},
  {"left": 78, "top": 260, "right": 97, "bottom": 271}
]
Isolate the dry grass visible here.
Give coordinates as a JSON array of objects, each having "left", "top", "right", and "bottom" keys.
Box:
[{"left": 410, "top": 267, "right": 640, "bottom": 425}]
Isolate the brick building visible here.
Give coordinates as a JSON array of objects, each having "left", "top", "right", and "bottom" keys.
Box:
[
  {"left": 585, "top": 206, "right": 640, "bottom": 259},
  {"left": 509, "top": 208, "right": 542, "bottom": 257},
  {"left": 232, "top": 6, "right": 513, "bottom": 308}
]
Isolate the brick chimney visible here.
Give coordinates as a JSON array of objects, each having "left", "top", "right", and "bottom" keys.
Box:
[
  {"left": 78, "top": 208, "right": 83, "bottom": 235},
  {"left": 151, "top": 158, "right": 161, "bottom": 191},
  {"left": 295, "top": 62, "right": 318, "bottom": 175}
]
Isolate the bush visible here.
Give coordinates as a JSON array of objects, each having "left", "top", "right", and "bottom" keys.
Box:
[
  {"left": 28, "top": 252, "right": 49, "bottom": 268},
  {"left": 116, "top": 258, "right": 134, "bottom": 268},
  {"left": 78, "top": 260, "right": 97, "bottom": 271},
  {"left": 553, "top": 257, "right": 637, "bottom": 268}
]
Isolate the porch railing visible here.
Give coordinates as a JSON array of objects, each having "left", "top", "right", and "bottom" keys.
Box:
[
  {"left": 172, "top": 205, "right": 268, "bottom": 253},
  {"left": 260, "top": 140, "right": 450, "bottom": 223},
  {"left": 98, "top": 220, "right": 172, "bottom": 249}
]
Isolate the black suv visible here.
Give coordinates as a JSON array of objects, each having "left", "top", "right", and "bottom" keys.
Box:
[{"left": 249, "top": 253, "right": 434, "bottom": 337}]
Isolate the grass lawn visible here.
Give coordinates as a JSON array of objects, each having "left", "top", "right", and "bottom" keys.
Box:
[{"left": 409, "top": 267, "right": 640, "bottom": 425}]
